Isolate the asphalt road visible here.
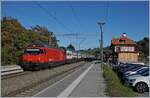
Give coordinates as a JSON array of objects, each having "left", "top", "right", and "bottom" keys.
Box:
[{"left": 34, "top": 62, "right": 107, "bottom": 97}]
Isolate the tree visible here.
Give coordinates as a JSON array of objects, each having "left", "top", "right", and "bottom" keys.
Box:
[
  {"left": 136, "top": 37, "right": 149, "bottom": 63},
  {"left": 1, "top": 17, "right": 59, "bottom": 65},
  {"left": 1, "top": 17, "right": 30, "bottom": 65},
  {"left": 31, "top": 25, "right": 58, "bottom": 48},
  {"left": 67, "top": 44, "right": 75, "bottom": 51}
]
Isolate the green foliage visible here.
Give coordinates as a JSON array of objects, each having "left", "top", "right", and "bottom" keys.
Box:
[
  {"left": 136, "top": 37, "right": 149, "bottom": 63},
  {"left": 137, "top": 37, "right": 149, "bottom": 56},
  {"left": 1, "top": 17, "right": 59, "bottom": 65},
  {"left": 67, "top": 44, "right": 75, "bottom": 51},
  {"left": 31, "top": 25, "right": 58, "bottom": 48},
  {"left": 83, "top": 46, "right": 112, "bottom": 61},
  {"left": 1, "top": 47, "right": 15, "bottom": 65},
  {"left": 103, "top": 65, "right": 136, "bottom": 97}
]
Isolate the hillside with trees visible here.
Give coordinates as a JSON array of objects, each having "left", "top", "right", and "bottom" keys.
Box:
[
  {"left": 1, "top": 17, "right": 149, "bottom": 65},
  {"left": 84, "top": 37, "right": 149, "bottom": 63},
  {"left": 67, "top": 44, "right": 75, "bottom": 51},
  {"left": 136, "top": 37, "right": 149, "bottom": 64},
  {"left": 1, "top": 17, "right": 58, "bottom": 65}
]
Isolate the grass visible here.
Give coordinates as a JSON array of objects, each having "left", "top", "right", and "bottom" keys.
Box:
[{"left": 102, "top": 64, "right": 136, "bottom": 97}]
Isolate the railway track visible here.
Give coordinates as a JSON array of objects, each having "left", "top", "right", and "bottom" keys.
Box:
[{"left": 1, "top": 61, "right": 87, "bottom": 97}]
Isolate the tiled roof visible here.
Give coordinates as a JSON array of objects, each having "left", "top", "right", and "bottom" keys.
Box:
[{"left": 111, "top": 36, "right": 136, "bottom": 45}]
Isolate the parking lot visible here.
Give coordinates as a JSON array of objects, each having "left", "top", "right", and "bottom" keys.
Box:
[{"left": 112, "top": 63, "right": 149, "bottom": 96}]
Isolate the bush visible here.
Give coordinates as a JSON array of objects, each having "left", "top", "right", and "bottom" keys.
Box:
[
  {"left": 103, "top": 65, "right": 136, "bottom": 97},
  {"left": 1, "top": 47, "right": 15, "bottom": 65}
]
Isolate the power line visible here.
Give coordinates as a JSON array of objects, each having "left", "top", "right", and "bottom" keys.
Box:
[
  {"left": 70, "top": 5, "right": 82, "bottom": 31},
  {"left": 105, "top": 1, "right": 110, "bottom": 22},
  {"left": 55, "top": 33, "right": 98, "bottom": 37},
  {"left": 98, "top": 2, "right": 109, "bottom": 23},
  {"left": 70, "top": 5, "right": 89, "bottom": 35},
  {"left": 35, "top": 1, "right": 73, "bottom": 33}
]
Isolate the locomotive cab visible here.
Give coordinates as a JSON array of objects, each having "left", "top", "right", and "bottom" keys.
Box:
[
  {"left": 21, "top": 48, "right": 48, "bottom": 70},
  {"left": 24, "top": 48, "right": 45, "bottom": 55}
]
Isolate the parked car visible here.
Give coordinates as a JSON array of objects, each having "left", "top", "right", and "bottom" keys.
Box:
[
  {"left": 118, "top": 64, "right": 142, "bottom": 77},
  {"left": 113, "top": 63, "right": 132, "bottom": 73},
  {"left": 123, "top": 66, "right": 148, "bottom": 77},
  {"left": 124, "top": 68, "right": 149, "bottom": 93},
  {"left": 122, "top": 67, "right": 149, "bottom": 82}
]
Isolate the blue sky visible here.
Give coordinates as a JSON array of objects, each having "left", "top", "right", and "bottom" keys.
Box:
[{"left": 1, "top": 1, "right": 149, "bottom": 50}]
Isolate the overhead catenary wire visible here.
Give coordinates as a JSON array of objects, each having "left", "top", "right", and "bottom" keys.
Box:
[
  {"left": 105, "top": 1, "right": 109, "bottom": 22},
  {"left": 34, "top": 1, "right": 78, "bottom": 47},
  {"left": 70, "top": 5, "right": 85, "bottom": 33},
  {"left": 35, "top": 2, "right": 100, "bottom": 37},
  {"left": 69, "top": 4, "right": 88, "bottom": 50},
  {"left": 35, "top": 1, "right": 73, "bottom": 34},
  {"left": 34, "top": 2, "right": 108, "bottom": 50},
  {"left": 69, "top": 5, "right": 98, "bottom": 37}
]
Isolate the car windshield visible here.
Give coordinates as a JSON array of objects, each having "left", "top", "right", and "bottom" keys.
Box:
[
  {"left": 130, "top": 66, "right": 142, "bottom": 71},
  {"left": 123, "top": 65, "right": 141, "bottom": 72},
  {"left": 24, "top": 48, "right": 44, "bottom": 55},
  {"left": 141, "top": 69, "right": 149, "bottom": 76},
  {"left": 123, "top": 64, "right": 132, "bottom": 69},
  {"left": 137, "top": 68, "right": 149, "bottom": 74},
  {"left": 126, "top": 65, "right": 138, "bottom": 70}
]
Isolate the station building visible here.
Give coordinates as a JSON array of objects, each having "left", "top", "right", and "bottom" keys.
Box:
[{"left": 111, "top": 33, "right": 139, "bottom": 64}]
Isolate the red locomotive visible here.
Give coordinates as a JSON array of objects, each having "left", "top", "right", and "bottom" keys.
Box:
[
  {"left": 20, "top": 43, "right": 66, "bottom": 71},
  {"left": 19, "top": 42, "right": 94, "bottom": 71}
]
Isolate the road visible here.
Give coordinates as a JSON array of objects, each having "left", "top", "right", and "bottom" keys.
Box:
[{"left": 34, "top": 62, "right": 107, "bottom": 97}]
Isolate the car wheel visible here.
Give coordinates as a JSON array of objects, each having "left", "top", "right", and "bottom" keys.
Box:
[{"left": 135, "top": 82, "right": 148, "bottom": 93}]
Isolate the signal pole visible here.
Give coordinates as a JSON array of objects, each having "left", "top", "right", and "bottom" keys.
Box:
[{"left": 98, "top": 20, "right": 105, "bottom": 63}]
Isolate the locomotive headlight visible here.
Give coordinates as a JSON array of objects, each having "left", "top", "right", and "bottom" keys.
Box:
[
  {"left": 38, "top": 57, "right": 41, "bottom": 61},
  {"left": 49, "top": 59, "right": 52, "bottom": 61}
]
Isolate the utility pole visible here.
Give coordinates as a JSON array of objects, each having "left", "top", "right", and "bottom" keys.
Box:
[
  {"left": 99, "top": 40, "right": 101, "bottom": 59},
  {"left": 98, "top": 20, "right": 105, "bottom": 63}
]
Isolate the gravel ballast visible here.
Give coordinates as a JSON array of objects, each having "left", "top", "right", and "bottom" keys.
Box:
[{"left": 1, "top": 62, "right": 86, "bottom": 97}]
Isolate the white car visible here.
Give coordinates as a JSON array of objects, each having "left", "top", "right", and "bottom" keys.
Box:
[
  {"left": 124, "top": 66, "right": 148, "bottom": 77},
  {"left": 124, "top": 68, "right": 149, "bottom": 93}
]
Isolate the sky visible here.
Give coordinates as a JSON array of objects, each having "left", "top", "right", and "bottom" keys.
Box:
[{"left": 1, "top": 1, "right": 149, "bottom": 50}]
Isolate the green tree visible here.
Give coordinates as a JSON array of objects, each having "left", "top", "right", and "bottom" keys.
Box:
[
  {"left": 136, "top": 37, "right": 149, "bottom": 63},
  {"left": 1, "top": 17, "right": 59, "bottom": 65},
  {"left": 67, "top": 44, "right": 75, "bottom": 51},
  {"left": 31, "top": 25, "right": 58, "bottom": 48}
]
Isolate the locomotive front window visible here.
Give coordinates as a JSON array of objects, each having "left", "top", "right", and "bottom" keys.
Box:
[{"left": 25, "top": 49, "right": 44, "bottom": 55}]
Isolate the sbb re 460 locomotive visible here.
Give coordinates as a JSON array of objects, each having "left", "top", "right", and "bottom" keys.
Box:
[
  {"left": 20, "top": 43, "right": 66, "bottom": 70},
  {"left": 19, "top": 43, "right": 86, "bottom": 71}
]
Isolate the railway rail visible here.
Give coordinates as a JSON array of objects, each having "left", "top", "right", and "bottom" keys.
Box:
[{"left": 1, "top": 61, "right": 87, "bottom": 97}]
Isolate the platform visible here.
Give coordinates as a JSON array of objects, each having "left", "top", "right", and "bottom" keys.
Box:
[{"left": 34, "top": 62, "right": 107, "bottom": 97}]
